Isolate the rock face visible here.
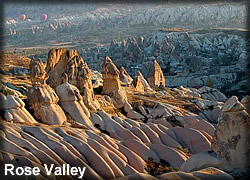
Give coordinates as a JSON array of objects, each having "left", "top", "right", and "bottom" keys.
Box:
[
  {"left": 29, "top": 58, "right": 48, "bottom": 86},
  {"left": 45, "top": 48, "right": 99, "bottom": 111},
  {"left": 56, "top": 74, "right": 93, "bottom": 128},
  {"left": 120, "top": 66, "right": 133, "bottom": 86},
  {"left": 212, "top": 96, "right": 250, "bottom": 174},
  {"left": 147, "top": 59, "right": 165, "bottom": 89}
]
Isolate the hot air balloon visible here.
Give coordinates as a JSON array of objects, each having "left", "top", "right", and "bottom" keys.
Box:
[
  {"left": 19, "top": 14, "right": 26, "bottom": 21},
  {"left": 40, "top": 14, "right": 48, "bottom": 21}
]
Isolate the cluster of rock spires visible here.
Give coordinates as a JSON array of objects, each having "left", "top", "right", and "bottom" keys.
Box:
[{"left": 0, "top": 48, "right": 249, "bottom": 179}]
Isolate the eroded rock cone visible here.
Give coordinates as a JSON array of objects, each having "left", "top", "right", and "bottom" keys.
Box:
[
  {"left": 212, "top": 96, "right": 250, "bottom": 174},
  {"left": 132, "top": 76, "right": 144, "bottom": 93},
  {"left": 120, "top": 66, "right": 133, "bottom": 86},
  {"left": 147, "top": 59, "right": 165, "bottom": 89},
  {"left": 102, "top": 56, "right": 120, "bottom": 94},
  {"left": 45, "top": 48, "right": 99, "bottom": 111},
  {"left": 136, "top": 71, "right": 153, "bottom": 91},
  {"left": 102, "top": 56, "right": 127, "bottom": 108}
]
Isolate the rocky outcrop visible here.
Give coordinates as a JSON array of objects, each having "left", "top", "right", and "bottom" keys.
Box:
[
  {"left": 27, "top": 84, "right": 67, "bottom": 125},
  {"left": 91, "top": 70, "right": 103, "bottom": 88},
  {"left": 56, "top": 74, "right": 93, "bottom": 128},
  {"left": 198, "top": 86, "right": 227, "bottom": 102},
  {"left": 241, "top": 95, "right": 250, "bottom": 115},
  {"left": 29, "top": 57, "right": 48, "bottom": 86},
  {"left": 136, "top": 71, "right": 153, "bottom": 91},
  {"left": 28, "top": 59, "right": 67, "bottom": 125},
  {"left": 102, "top": 56, "right": 121, "bottom": 94},
  {"left": 45, "top": 48, "right": 99, "bottom": 111},
  {"left": 0, "top": 93, "right": 37, "bottom": 124},
  {"left": 0, "top": 83, "right": 25, "bottom": 99},
  {"left": 147, "top": 59, "right": 165, "bottom": 89},
  {"left": 132, "top": 76, "right": 145, "bottom": 93},
  {"left": 212, "top": 96, "right": 250, "bottom": 174},
  {"left": 119, "top": 66, "right": 133, "bottom": 86},
  {"left": 179, "top": 151, "right": 222, "bottom": 172},
  {"left": 102, "top": 56, "right": 127, "bottom": 108}
]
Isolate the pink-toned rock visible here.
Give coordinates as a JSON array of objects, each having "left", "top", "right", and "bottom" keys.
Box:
[
  {"left": 148, "top": 124, "right": 182, "bottom": 148},
  {"left": 130, "top": 126, "right": 151, "bottom": 143},
  {"left": 132, "top": 76, "right": 145, "bottom": 92},
  {"left": 136, "top": 71, "right": 152, "bottom": 91},
  {"left": 172, "top": 127, "right": 211, "bottom": 154},
  {"left": 122, "top": 139, "right": 160, "bottom": 162},
  {"left": 148, "top": 143, "right": 187, "bottom": 168},
  {"left": 159, "top": 167, "right": 234, "bottom": 180},
  {"left": 180, "top": 151, "right": 222, "bottom": 172},
  {"left": 29, "top": 57, "right": 48, "bottom": 86}
]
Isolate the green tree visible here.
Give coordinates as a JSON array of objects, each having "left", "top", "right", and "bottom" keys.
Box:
[{"left": 206, "top": 78, "right": 214, "bottom": 88}]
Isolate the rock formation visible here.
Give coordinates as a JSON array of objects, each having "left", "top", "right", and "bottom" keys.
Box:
[
  {"left": 102, "top": 56, "right": 121, "bottom": 94},
  {"left": 0, "top": 47, "right": 244, "bottom": 180},
  {"left": 91, "top": 70, "right": 103, "bottom": 88},
  {"left": 56, "top": 74, "right": 93, "bottom": 128},
  {"left": 29, "top": 57, "right": 48, "bottom": 86},
  {"left": 147, "top": 59, "right": 165, "bottom": 89},
  {"left": 27, "top": 84, "right": 67, "bottom": 125},
  {"left": 0, "top": 93, "right": 37, "bottom": 124},
  {"left": 241, "top": 95, "right": 250, "bottom": 115},
  {"left": 45, "top": 48, "right": 99, "bottom": 111},
  {"left": 136, "top": 71, "right": 153, "bottom": 91},
  {"left": 120, "top": 66, "right": 133, "bottom": 86},
  {"left": 28, "top": 58, "right": 67, "bottom": 125},
  {"left": 102, "top": 56, "right": 127, "bottom": 108},
  {"left": 212, "top": 96, "right": 250, "bottom": 175},
  {"left": 132, "top": 76, "right": 145, "bottom": 93}
]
